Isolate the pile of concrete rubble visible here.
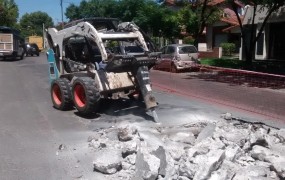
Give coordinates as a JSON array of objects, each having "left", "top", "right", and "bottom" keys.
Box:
[{"left": 89, "top": 115, "right": 285, "bottom": 180}]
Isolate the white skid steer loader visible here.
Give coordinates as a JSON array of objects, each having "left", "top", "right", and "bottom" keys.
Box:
[{"left": 46, "top": 18, "right": 160, "bottom": 121}]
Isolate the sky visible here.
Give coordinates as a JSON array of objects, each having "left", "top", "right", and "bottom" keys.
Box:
[{"left": 14, "top": 0, "right": 81, "bottom": 24}]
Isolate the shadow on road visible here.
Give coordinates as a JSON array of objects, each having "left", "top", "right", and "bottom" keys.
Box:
[
  {"left": 74, "top": 98, "right": 155, "bottom": 122},
  {"left": 0, "top": 57, "right": 23, "bottom": 62},
  {"left": 184, "top": 69, "right": 285, "bottom": 90}
]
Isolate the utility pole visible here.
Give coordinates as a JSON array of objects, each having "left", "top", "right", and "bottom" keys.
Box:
[{"left": 60, "top": 0, "right": 64, "bottom": 29}]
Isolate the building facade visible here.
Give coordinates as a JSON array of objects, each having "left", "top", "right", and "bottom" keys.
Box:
[{"left": 241, "top": 5, "right": 285, "bottom": 60}]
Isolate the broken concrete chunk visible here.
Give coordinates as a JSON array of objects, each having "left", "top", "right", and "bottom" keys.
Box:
[
  {"left": 196, "top": 123, "right": 216, "bottom": 144},
  {"left": 187, "top": 147, "right": 209, "bottom": 159},
  {"left": 196, "top": 137, "right": 225, "bottom": 151},
  {"left": 138, "top": 131, "right": 165, "bottom": 148},
  {"left": 219, "top": 128, "right": 250, "bottom": 147},
  {"left": 178, "top": 160, "right": 198, "bottom": 179},
  {"left": 134, "top": 147, "right": 160, "bottom": 180},
  {"left": 87, "top": 132, "right": 102, "bottom": 142},
  {"left": 236, "top": 155, "right": 255, "bottom": 166},
  {"left": 193, "top": 149, "right": 225, "bottom": 180},
  {"left": 168, "top": 132, "right": 195, "bottom": 145},
  {"left": 125, "top": 153, "right": 136, "bottom": 165},
  {"left": 151, "top": 146, "right": 167, "bottom": 177},
  {"left": 233, "top": 165, "right": 273, "bottom": 180},
  {"left": 275, "top": 129, "right": 285, "bottom": 143},
  {"left": 209, "top": 169, "right": 228, "bottom": 180},
  {"left": 122, "top": 140, "right": 138, "bottom": 156},
  {"left": 169, "top": 148, "right": 185, "bottom": 161},
  {"left": 268, "top": 157, "right": 285, "bottom": 178},
  {"left": 122, "top": 161, "right": 132, "bottom": 170},
  {"left": 225, "top": 144, "right": 241, "bottom": 161},
  {"left": 89, "top": 138, "right": 108, "bottom": 149},
  {"left": 118, "top": 125, "right": 137, "bottom": 142},
  {"left": 251, "top": 145, "right": 274, "bottom": 161},
  {"left": 93, "top": 149, "right": 122, "bottom": 174},
  {"left": 221, "top": 112, "right": 232, "bottom": 120},
  {"left": 178, "top": 176, "right": 191, "bottom": 180}
]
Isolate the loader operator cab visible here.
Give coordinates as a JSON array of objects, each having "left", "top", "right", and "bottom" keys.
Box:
[{"left": 63, "top": 34, "right": 149, "bottom": 73}]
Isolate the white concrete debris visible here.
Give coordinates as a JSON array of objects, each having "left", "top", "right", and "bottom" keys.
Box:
[
  {"left": 93, "top": 149, "right": 123, "bottom": 174},
  {"left": 87, "top": 117, "right": 285, "bottom": 180},
  {"left": 117, "top": 125, "right": 138, "bottom": 142}
]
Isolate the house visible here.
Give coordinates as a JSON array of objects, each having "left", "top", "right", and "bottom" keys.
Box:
[
  {"left": 241, "top": 5, "right": 285, "bottom": 60},
  {"left": 161, "top": 0, "right": 245, "bottom": 57}
]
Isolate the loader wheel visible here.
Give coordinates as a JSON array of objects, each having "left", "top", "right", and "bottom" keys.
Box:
[
  {"left": 51, "top": 78, "right": 73, "bottom": 110},
  {"left": 72, "top": 77, "right": 100, "bottom": 115}
]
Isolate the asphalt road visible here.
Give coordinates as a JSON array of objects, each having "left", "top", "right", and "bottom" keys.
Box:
[{"left": 0, "top": 54, "right": 284, "bottom": 179}]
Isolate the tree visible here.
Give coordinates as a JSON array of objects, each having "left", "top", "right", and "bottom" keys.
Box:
[
  {"left": 65, "top": 0, "right": 118, "bottom": 21},
  {"left": 65, "top": 0, "right": 179, "bottom": 38},
  {"left": 0, "top": 0, "right": 19, "bottom": 27},
  {"left": 228, "top": 0, "right": 285, "bottom": 68},
  {"left": 65, "top": 3, "right": 80, "bottom": 21},
  {"left": 176, "top": 0, "right": 221, "bottom": 46},
  {"left": 19, "top": 11, "right": 54, "bottom": 37},
  {"left": 133, "top": 0, "right": 179, "bottom": 38}
]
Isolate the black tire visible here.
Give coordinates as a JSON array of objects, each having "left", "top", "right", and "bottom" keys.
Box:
[
  {"left": 20, "top": 53, "right": 24, "bottom": 60},
  {"left": 51, "top": 78, "right": 73, "bottom": 110},
  {"left": 36, "top": 53, "right": 39, "bottom": 56},
  {"left": 72, "top": 77, "right": 100, "bottom": 115}
]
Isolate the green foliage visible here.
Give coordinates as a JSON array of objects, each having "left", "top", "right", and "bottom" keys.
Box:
[
  {"left": 0, "top": 0, "right": 19, "bottom": 27},
  {"left": 200, "top": 58, "right": 245, "bottom": 69},
  {"left": 65, "top": 0, "right": 119, "bottom": 21},
  {"left": 65, "top": 0, "right": 180, "bottom": 38},
  {"left": 220, "top": 43, "right": 236, "bottom": 56},
  {"left": 176, "top": 1, "right": 221, "bottom": 45},
  {"left": 183, "top": 36, "right": 194, "bottom": 44},
  {"left": 201, "top": 58, "right": 285, "bottom": 74},
  {"left": 19, "top": 11, "right": 53, "bottom": 37}
]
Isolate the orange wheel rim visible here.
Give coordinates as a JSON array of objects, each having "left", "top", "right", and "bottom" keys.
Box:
[
  {"left": 52, "top": 84, "right": 62, "bottom": 105},
  {"left": 74, "top": 84, "right": 86, "bottom": 108}
]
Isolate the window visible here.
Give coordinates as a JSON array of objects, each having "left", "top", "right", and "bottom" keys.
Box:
[
  {"left": 256, "top": 33, "right": 264, "bottom": 56},
  {"left": 166, "top": 46, "right": 175, "bottom": 54},
  {"left": 178, "top": 46, "right": 197, "bottom": 54},
  {"left": 160, "top": 47, "right": 167, "bottom": 54}
]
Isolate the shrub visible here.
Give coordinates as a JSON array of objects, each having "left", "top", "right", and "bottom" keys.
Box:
[
  {"left": 183, "top": 36, "right": 195, "bottom": 44},
  {"left": 220, "top": 43, "right": 236, "bottom": 56}
]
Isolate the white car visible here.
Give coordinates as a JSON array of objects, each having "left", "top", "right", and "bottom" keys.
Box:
[{"left": 154, "top": 44, "right": 200, "bottom": 72}]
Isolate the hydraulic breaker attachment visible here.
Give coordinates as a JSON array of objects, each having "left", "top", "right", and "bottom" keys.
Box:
[{"left": 135, "top": 66, "right": 157, "bottom": 110}]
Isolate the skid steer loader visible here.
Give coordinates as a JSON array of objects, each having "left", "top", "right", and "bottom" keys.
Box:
[{"left": 46, "top": 18, "right": 160, "bottom": 121}]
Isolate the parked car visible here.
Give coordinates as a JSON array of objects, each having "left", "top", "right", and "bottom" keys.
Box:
[
  {"left": 154, "top": 44, "right": 200, "bottom": 73},
  {"left": 25, "top": 43, "right": 40, "bottom": 56}
]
